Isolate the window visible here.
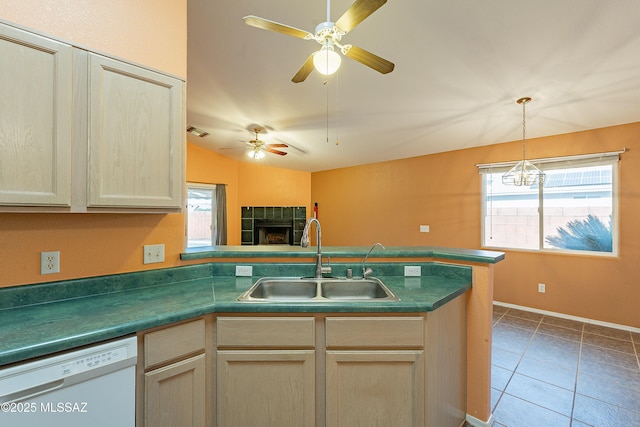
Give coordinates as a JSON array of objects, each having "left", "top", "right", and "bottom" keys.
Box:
[
  {"left": 479, "top": 152, "right": 621, "bottom": 256},
  {"left": 186, "top": 184, "right": 216, "bottom": 248}
]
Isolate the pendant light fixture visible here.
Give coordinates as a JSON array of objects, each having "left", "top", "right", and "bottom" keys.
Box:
[{"left": 502, "top": 97, "right": 546, "bottom": 186}]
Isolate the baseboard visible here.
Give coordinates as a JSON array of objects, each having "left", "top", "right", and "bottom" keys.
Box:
[
  {"left": 494, "top": 301, "right": 640, "bottom": 333},
  {"left": 465, "top": 412, "right": 494, "bottom": 427}
]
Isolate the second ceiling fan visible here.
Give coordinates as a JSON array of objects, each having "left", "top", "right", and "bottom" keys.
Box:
[
  {"left": 246, "top": 128, "right": 288, "bottom": 159},
  {"left": 243, "top": 0, "right": 394, "bottom": 83}
]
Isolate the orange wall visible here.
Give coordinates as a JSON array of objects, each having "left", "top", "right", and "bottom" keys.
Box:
[
  {"left": 186, "top": 142, "right": 312, "bottom": 245},
  {"left": 312, "top": 122, "right": 640, "bottom": 328},
  {"left": 0, "top": 0, "right": 188, "bottom": 287},
  {"left": 0, "top": 0, "right": 186, "bottom": 78}
]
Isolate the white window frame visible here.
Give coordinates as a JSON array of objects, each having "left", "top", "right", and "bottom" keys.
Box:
[
  {"left": 477, "top": 151, "right": 623, "bottom": 257},
  {"left": 185, "top": 183, "right": 216, "bottom": 248}
]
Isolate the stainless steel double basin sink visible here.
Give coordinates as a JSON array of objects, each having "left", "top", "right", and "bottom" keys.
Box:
[{"left": 237, "top": 277, "right": 399, "bottom": 303}]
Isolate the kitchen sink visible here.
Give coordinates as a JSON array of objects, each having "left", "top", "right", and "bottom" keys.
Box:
[{"left": 237, "top": 277, "right": 399, "bottom": 302}]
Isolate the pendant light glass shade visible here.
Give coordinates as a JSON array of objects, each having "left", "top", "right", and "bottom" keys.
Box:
[
  {"left": 502, "top": 97, "right": 545, "bottom": 186},
  {"left": 502, "top": 159, "right": 544, "bottom": 186}
]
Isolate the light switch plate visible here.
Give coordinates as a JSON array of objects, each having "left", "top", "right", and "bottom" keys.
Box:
[
  {"left": 143, "top": 244, "right": 165, "bottom": 264},
  {"left": 236, "top": 265, "right": 253, "bottom": 277},
  {"left": 404, "top": 266, "right": 421, "bottom": 277}
]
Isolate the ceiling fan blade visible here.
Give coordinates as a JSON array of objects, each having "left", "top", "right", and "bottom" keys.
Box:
[
  {"left": 268, "top": 143, "right": 288, "bottom": 148},
  {"left": 292, "top": 54, "right": 315, "bottom": 83},
  {"left": 266, "top": 147, "right": 287, "bottom": 156},
  {"left": 243, "top": 16, "right": 313, "bottom": 40},
  {"left": 343, "top": 45, "right": 394, "bottom": 74},
  {"left": 335, "top": 0, "right": 387, "bottom": 33}
]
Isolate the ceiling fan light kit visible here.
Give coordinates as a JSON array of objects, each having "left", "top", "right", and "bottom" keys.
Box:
[
  {"left": 247, "top": 147, "right": 266, "bottom": 159},
  {"left": 242, "top": 128, "right": 288, "bottom": 160},
  {"left": 313, "top": 43, "right": 342, "bottom": 75},
  {"left": 502, "top": 97, "right": 546, "bottom": 186},
  {"left": 243, "top": 0, "right": 394, "bottom": 83}
]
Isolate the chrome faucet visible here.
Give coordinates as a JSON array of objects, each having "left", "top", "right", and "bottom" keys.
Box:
[
  {"left": 301, "top": 217, "right": 331, "bottom": 278},
  {"left": 362, "top": 242, "right": 385, "bottom": 278}
]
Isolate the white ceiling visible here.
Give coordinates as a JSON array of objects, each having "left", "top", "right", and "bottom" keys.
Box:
[{"left": 186, "top": 0, "right": 640, "bottom": 172}]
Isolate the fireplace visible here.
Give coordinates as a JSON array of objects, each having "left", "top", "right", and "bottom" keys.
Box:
[
  {"left": 241, "top": 206, "right": 306, "bottom": 246},
  {"left": 254, "top": 219, "right": 294, "bottom": 245}
]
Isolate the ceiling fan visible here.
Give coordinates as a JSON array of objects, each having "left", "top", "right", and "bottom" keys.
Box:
[
  {"left": 245, "top": 128, "right": 288, "bottom": 159},
  {"left": 243, "top": 0, "right": 394, "bottom": 83}
]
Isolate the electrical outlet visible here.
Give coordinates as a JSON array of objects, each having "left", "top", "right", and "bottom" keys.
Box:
[
  {"left": 419, "top": 225, "right": 430, "bottom": 233},
  {"left": 235, "top": 265, "right": 253, "bottom": 277},
  {"left": 404, "top": 266, "right": 421, "bottom": 277},
  {"left": 143, "top": 244, "right": 165, "bottom": 264},
  {"left": 538, "top": 283, "right": 546, "bottom": 293},
  {"left": 41, "top": 251, "right": 60, "bottom": 274}
]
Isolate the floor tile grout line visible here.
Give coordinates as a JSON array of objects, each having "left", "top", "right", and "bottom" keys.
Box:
[{"left": 569, "top": 322, "right": 585, "bottom": 425}]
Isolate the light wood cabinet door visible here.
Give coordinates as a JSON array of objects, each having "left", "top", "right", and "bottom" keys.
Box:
[
  {"left": 326, "top": 350, "right": 424, "bottom": 427},
  {"left": 217, "top": 350, "right": 315, "bottom": 427},
  {"left": 145, "top": 353, "right": 206, "bottom": 427},
  {"left": 87, "top": 53, "right": 184, "bottom": 209},
  {"left": 0, "top": 23, "right": 72, "bottom": 206}
]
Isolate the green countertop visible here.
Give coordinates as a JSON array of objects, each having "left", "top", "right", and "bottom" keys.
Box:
[
  {"left": 181, "top": 245, "right": 505, "bottom": 264},
  {"left": 0, "top": 260, "right": 477, "bottom": 366}
]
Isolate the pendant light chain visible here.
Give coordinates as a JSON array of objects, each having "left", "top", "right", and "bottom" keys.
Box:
[{"left": 502, "top": 96, "right": 544, "bottom": 186}]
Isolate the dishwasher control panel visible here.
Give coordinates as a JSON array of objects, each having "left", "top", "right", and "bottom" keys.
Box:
[{"left": 60, "top": 343, "right": 131, "bottom": 377}]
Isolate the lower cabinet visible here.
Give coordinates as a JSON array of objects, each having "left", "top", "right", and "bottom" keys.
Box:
[
  {"left": 216, "top": 350, "right": 315, "bottom": 427},
  {"left": 138, "top": 318, "right": 209, "bottom": 427},
  {"left": 325, "top": 317, "right": 425, "bottom": 427},
  {"left": 145, "top": 354, "right": 206, "bottom": 427},
  {"left": 216, "top": 317, "right": 316, "bottom": 427},
  {"left": 325, "top": 351, "right": 424, "bottom": 427},
  {"left": 138, "top": 298, "right": 467, "bottom": 427}
]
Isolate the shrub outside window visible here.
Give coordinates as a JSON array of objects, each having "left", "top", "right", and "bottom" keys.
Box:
[{"left": 479, "top": 153, "right": 620, "bottom": 256}]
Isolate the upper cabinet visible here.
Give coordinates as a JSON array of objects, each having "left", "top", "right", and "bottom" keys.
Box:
[
  {"left": 0, "top": 24, "right": 73, "bottom": 206},
  {"left": 0, "top": 22, "right": 185, "bottom": 212},
  {"left": 85, "top": 53, "right": 184, "bottom": 209}
]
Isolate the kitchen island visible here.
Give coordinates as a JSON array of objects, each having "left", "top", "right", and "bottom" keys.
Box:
[{"left": 0, "top": 246, "right": 503, "bottom": 427}]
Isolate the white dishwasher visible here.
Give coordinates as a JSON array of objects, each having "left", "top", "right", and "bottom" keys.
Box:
[{"left": 0, "top": 336, "right": 137, "bottom": 427}]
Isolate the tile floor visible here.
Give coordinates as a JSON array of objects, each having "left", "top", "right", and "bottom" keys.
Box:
[{"left": 478, "top": 304, "right": 640, "bottom": 427}]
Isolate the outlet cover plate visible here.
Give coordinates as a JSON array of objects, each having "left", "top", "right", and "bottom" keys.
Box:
[
  {"left": 419, "top": 225, "right": 430, "bottom": 233},
  {"left": 143, "top": 244, "right": 165, "bottom": 264},
  {"left": 41, "top": 251, "right": 60, "bottom": 274},
  {"left": 404, "top": 266, "right": 421, "bottom": 277}
]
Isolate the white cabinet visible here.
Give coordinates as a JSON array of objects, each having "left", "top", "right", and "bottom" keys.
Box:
[
  {"left": 0, "top": 22, "right": 185, "bottom": 212},
  {"left": 0, "top": 23, "right": 72, "bottom": 206}
]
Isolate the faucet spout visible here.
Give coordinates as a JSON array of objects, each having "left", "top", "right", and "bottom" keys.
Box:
[
  {"left": 301, "top": 218, "right": 331, "bottom": 278},
  {"left": 362, "top": 242, "right": 385, "bottom": 278}
]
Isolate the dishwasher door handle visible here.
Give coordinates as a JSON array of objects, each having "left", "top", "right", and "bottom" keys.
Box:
[{"left": 0, "top": 379, "right": 64, "bottom": 404}]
